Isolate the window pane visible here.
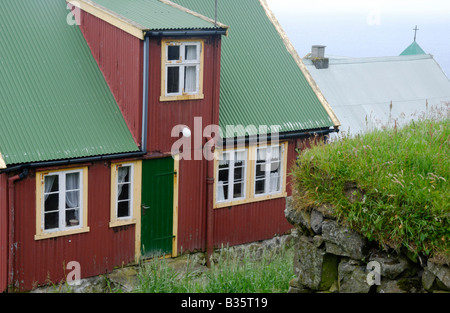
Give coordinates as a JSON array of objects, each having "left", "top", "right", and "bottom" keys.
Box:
[
  {"left": 270, "top": 174, "right": 281, "bottom": 193},
  {"left": 118, "top": 183, "right": 130, "bottom": 201},
  {"left": 45, "top": 175, "right": 58, "bottom": 192},
  {"left": 184, "top": 66, "right": 197, "bottom": 93},
  {"left": 167, "top": 66, "right": 180, "bottom": 93},
  {"left": 66, "top": 190, "right": 80, "bottom": 208},
  {"left": 221, "top": 184, "right": 229, "bottom": 200},
  {"left": 44, "top": 212, "right": 59, "bottom": 230},
  {"left": 255, "top": 162, "right": 266, "bottom": 179},
  {"left": 66, "top": 172, "right": 80, "bottom": 190},
  {"left": 45, "top": 193, "right": 59, "bottom": 212},
  {"left": 233, "top": 182, "right": 244, "bottom": 198},
  {"left": 168, "top": 45, "right": 180, "bottom": 61},
  {"left": 218, "top": 168, "right": 229, "bottom": 184},
  {"left": 270, "top": 146, "right": 281, "bottom": 160},
  {"left": 255, "top": 179, "right": 265, "bottom": 195},
  {"left": 118, "top": 166, "right": 130, "bottom": 183},
  {"left": 234, "top": 166, "right": 243, "bottom": 181},
  {"left": 257, "top": 147, "right": 267, "bottom": 161},
  {"left": 118, "top": 201, "right": 130, "bottom": 218},
  {"left": 185, "top": 45, "right": 197, "bottom": 60},
  {"left": 65, "top": 208, "right": 79, "bottom": 227},
  {"left": 270, "top": 161, "right": 281, "bottom": 173}
]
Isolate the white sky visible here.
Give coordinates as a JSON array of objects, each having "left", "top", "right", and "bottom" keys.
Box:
[
  {"left": 264, "top": 0, "right": 450, "bottom": 76},
  {"left": 266, "top": 0, "right": 450, "bottom": 19}
]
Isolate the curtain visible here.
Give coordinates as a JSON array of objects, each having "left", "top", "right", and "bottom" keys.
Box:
[
  {"left": 184, "top": 66, "right": 196, "bottom": 93},
  {"left": 44, "top": 175, "right": 56, "bottom": 201},
  {"left": 65, "top": 173, "right": 79, "bottom": 209},
  {"left": 185, "top": 45, "right": 197, "bottom": 60},
  {"left": 270, "top": 173, "right": 280, "bottom": 192},
  {"left": 117, "top": 166, "right": 129, "bottom": 198},
  {"left": 217, "top": 181, "right": 225, "bottom": 201}
]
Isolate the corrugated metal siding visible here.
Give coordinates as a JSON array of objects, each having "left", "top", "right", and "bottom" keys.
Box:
[
  {"left": 177, "top": 159, "right": 207, "bottom": 252},
  {"left": 213, "top": 198, "right": 292, "bottom": 247},
  {"left": 211, "top": 139, "right": 297, "bottom": 248},
  {"left": 0, "top": 0, "right": 139, "bottom": 166},
  {"left": 0, "top": 174, "right": 7, "bottom": 292},
  {"left": 147, "top": 36, "right": 220, "bottom": 153},
  {"left": 146, "top": 36, "right": 221, "bottom": 253},
  {"left": 173, "top": 0, "right": 335, "bottom": 137},
  {"left": 79, "top": 9, "right": 144, "bottom": 146},
  {"left": 90, "top": 0, "right": 219, "bottom": 31},
  {"left": 11, "top": 163, "right": 135, "bottom": 291}
]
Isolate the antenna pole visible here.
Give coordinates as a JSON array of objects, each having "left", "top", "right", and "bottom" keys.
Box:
[{"left": 215, "top": 0, "right": 218, "bottom": 28}]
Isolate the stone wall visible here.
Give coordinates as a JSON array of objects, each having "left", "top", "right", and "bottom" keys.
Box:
[{"left": 285, "top": 197, "right": 450, "bottom": 293}]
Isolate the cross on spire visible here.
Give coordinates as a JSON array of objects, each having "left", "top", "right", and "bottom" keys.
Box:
[{"left": 413, "top": 25, "right": 419, "bottom": 42}]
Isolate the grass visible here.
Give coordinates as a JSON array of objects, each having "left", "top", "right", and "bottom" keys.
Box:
[
  {"left": 134, "top": 244, "right": 296, "bottom": 293},
  {"left": 290, "top": 113, "right": 449, "bottom": 263}
]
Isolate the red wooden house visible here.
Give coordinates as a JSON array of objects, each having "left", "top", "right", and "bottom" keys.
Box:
[{"left": 0, "top": 0, "right": 339, "bottom": 291}]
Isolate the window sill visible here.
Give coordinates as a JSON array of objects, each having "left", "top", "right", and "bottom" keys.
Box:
[
  {"left": 160, "top": 94, "right": 204, "bottom": 102},
  {"left": 34, "top": 226, "right": 90, "bottom": 241},
  {"left": 214, "top": 192, "right": 287, "bottom": 209},
  {"left": 109, "top": 218, "right": 136, "bottom": 228}
]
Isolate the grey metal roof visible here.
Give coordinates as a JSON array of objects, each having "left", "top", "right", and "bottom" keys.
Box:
[{"left": 303, "top": 54, "right": 450, "bottom": 137}]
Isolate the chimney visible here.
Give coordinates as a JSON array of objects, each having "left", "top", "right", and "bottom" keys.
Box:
[{"left": 310, "top": 45, "right": 329, "bottom": 69}]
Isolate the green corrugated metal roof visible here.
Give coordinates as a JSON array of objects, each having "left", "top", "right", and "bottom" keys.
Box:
[
  {"left": 90, "top": 0, "right": 221, "bottom": 31},
  {"left": 400, "top": 41, "right": 426, "bottom": 56},
  {"left": 173, "top": 0, "right": 335, "bottom": 137},
  {"left": 0, "top": 0, "right": 139, "bottom": 166}
]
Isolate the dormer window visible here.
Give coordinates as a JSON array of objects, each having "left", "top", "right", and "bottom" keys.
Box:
[{"left": 161, "top": 40, "right": 204, "bottom": 101}]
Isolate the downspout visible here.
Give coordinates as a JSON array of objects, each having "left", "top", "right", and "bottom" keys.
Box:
[
  {"left": 7, "top": 168, "right": 28, "bottom": 289},
  {"left": 206, "top": 35, "right": 220, "bottom": 267},
  {"left": 141, "top": 35, "right": 150, "bottom": 153}
]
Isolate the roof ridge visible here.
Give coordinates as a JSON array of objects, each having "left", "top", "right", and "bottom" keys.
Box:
[
  {"left": 258, "top": 0, "right": 340, "bottom": 128},
  {"left": 322, "top": 54, "right": 433, "bottom": 65},
  {"left": 158, "top": 0, "right": 229, "bottom": 32}
]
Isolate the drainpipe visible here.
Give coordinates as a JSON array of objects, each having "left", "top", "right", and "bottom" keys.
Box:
[
  {"left": 205, "top": 136, "right": 215, "bottom": 268},
  {"left": 7, "top": 168, "right": 28, "bottom": 289},
  {"left": 205, "top": 35, "right": 220, "bottom": 267},
  {"left": 141, "top": 36, "right": 150, "bottom": 153}
]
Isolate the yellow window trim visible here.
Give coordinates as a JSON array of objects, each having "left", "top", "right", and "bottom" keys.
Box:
[
  {"left": 213, "top": 142, "right": 288, "bottom": 209},
  {"left": 160, "top": 39, "right": 204, "bottom": 102},
  {"left": 109, "top": 161, "right": 142, "bottom": 228},
  {"left": 35, "top": 167, "right": 89, "bottom": 240}
]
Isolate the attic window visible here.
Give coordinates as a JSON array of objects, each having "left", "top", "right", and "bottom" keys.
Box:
[{"left": 161, "top": 40, "right": 204, "bottom": 101}]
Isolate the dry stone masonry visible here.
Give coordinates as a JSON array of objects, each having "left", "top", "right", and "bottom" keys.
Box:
[{"left": 285, "top": 197, "right": 450, "bottom": 293}]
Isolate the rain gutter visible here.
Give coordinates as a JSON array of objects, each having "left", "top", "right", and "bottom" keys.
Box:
[
  {"left": 145, "top": 29, "right": 227, "bottom": 37},
  {"left": 220, "top": 127, "right": 340, "bottom": 147}
]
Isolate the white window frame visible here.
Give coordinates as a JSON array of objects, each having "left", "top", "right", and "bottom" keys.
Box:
[
  {"left": 115, "top": 163, "right": 134, "bottom": 221},
  {"left": 161, "top": 40, "right": 204, "bottom": 102},
  {"left": 165, "top": 41, "right": 201, "bottom": 96},
  {"left": 216, "top": 148, "right": 248, "bottom": 204},
  {"left": 254, "top": 144, "right": 284, "bottom": 197},
  {"left": 35, "top": 167, "right": 90, "bottom": 240},
  {"left": 214, "top": 142, "right": 288, "bottom": 209},
  {"left": 110, "top": 161, "right": 141, "bottom": 228}
]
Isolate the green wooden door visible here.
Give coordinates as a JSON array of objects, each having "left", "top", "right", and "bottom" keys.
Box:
[{"left": 141, "top": 157, "right": 175, "bottom": 258}]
